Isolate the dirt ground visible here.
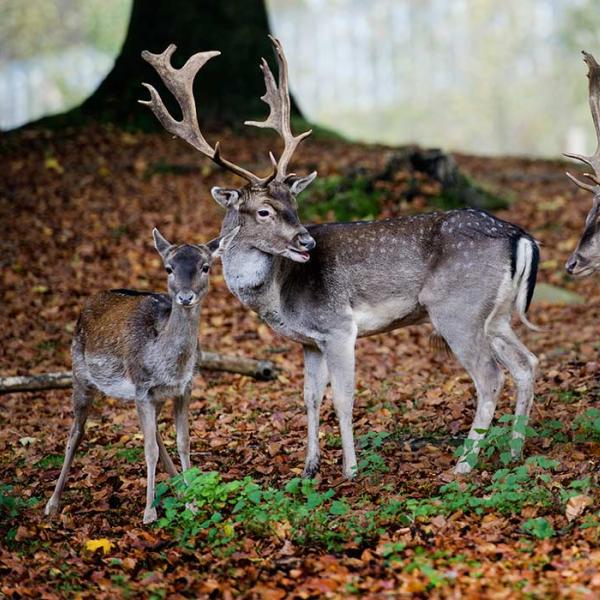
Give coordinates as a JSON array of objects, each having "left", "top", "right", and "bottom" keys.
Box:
[{"left": 2, "top": 125, "right": 600, "bottom": 598}]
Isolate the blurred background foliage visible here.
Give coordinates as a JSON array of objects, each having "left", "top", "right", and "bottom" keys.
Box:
[
  {"left": 0, "top": 0, "right": 130, "bottom": 60},
  {"left": 1, "top": 0, "right": 600, "bottom": 158},
  {"left": 0, "top": 0, "right": 131, "bottom": 129}
]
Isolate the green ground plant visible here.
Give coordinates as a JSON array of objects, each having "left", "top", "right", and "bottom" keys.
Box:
[
  {"left": 573, "top": 407, "right": 600, "bottom": 442},
  {"left": 522, "top": 517, "right": 555, "bottom": 539},
  {"left": 0, "top": 484, "right": 40, "bottom": 546},
  {"left": 300, "top": 175, "right": 381, "bottom": 222},
  {"left": 155, "top": 419, "right": 596, "bottom": 553},
  {"left": 356, "top": 431, "right": 391, "bottom": 479}
]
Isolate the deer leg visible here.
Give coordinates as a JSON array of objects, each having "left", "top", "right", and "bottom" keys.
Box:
[
  {"left": 45, "top": 380, "right": 93, "bottom": 516},
  {"left": 490, "top": 323, "right": 538, "bottom": 457},
  {"left": 454, "top": 353, "right": 504, "bottom": 474},
  {"left": 324, "top": 335, "right": 358, "bottom": 479},
  {"left": 173, "top": 383, "right": 192, "bottom": 474},
  {"left": 302, "top": 346, "right": 329, "bottom": 478},
  {"left": 155, "top": 402, "right": 178, "bottom": 478},
  {"left": 427, "top": 307, "right": 504, "bottom": 474},
  {"left": 136, "top": 399, "right": 159, "bottom": 524}
]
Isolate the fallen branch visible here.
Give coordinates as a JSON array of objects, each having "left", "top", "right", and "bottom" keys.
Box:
[
  {"left": 0, "top": 351, "right": 277, "bottom": 394},
  {"left": 198, "top": 351, "right": 276, "bottom": 380}
]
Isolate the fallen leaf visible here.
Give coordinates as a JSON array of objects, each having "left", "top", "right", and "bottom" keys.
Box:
[
  {"left": 44, "top": 156, "right": 64, "bottom": 173},
  {"left": 19, "top": 437, "right": 37, "bottom": 446},
  {"left": 84, "top": 538, "right": 114, "bottom": 554},
  {"left": 566, "top": 495, "right": 593, "bottom": 522}
]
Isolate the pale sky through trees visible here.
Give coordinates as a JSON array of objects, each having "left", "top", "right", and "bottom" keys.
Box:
[{"left": 1, "top": 0, "right": 600, "bottom": 158}]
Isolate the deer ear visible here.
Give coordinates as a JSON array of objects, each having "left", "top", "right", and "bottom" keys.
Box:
[
  {"left": 206, "top": 237, "right": 221, "bottom": 254},
  {"left": 211, "top": 187, "right": 242, "bottom": 209},
  {"left": 212, "top": 226, "right": 240, "bottom": 259},
  {"left": 287, "top": 171, "right": 317, "bottom": 196},
  {"left": 152, "top": 228, "right": 172, "bottom": 260}
]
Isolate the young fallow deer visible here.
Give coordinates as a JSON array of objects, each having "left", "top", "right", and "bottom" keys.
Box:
[
  {"left": 565, "top": 51, "right": 600, "bottom": 277},
  {"left": 45, "top": 228, "right": 237, "bottom": 523},
  {"left": 141, "top": 36, "right": 540, "bottom": 478}
]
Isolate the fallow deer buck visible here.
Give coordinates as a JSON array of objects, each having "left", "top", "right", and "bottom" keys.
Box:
[
  {"left": 565, "top": 51, "right": 600, "bottom": 277},
  {"left": 141, "top": 36, "right": 540, "bottom": 477},
  {"left": 45, "top": 228, "right": 237, "bottom": 523}
]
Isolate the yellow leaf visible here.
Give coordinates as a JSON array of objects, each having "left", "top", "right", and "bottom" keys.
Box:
[
  {"left": 210, "top": 315, "right": 224, "bottom": 327},
  {"left": 44, "top": 157, "right": 64, "bottom": 174},
  {"left": 84, "top": 538, "right": 113, "bottom": 554},
  {"left": 120, "top": 132, "right": 137, "bottom": 145},
  {"left": 443, "top": 378, "right": 457, "bottom": 393}
]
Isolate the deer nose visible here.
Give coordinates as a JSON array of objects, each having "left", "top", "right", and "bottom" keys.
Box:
[
  {"left": 298, "top": 231, "right": 316, "bottom": 251},
  {"left": 566, "top": 252, "right": 586, "bottom": 274},
  {"left": 176, "top": 291, "right": 197, "bottom": 306}
]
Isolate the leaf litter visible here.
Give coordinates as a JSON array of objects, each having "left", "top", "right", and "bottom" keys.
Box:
[{"left": 1, "top": 126, "right": 600, "bottom": 597}]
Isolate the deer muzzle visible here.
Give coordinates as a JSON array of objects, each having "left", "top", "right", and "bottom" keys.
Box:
[
  {"left": 284, "top": 231, "right": 315, "bottom": 263},
  {"left": 297, "top": 231, "right": 316, "bottom": 251},
  {"left": 175, "top": 291, "right": 199, "bottom": 306},
  {"left": 565, "top": 251, "right": 594, "bottom": 277}
]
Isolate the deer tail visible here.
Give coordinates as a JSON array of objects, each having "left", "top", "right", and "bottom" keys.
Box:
[{"left": 513, "top": 235, "right": 540, "bottom": 332}]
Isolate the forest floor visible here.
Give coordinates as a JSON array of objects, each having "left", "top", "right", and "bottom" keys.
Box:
[{"left": 2, "top": 125, "right": 600, "bottom": 599}]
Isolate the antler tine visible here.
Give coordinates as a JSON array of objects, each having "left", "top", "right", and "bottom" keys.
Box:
[
  {"left": 583, "top": 51, "right": 600, "bottom": 157},
  {"left": 140, "top": 45, "right": 273, "bottom": 185},
  {"left": 245, "top": 36, "right": 312, "bottom": 181},
  {"left": 565, "top": 170, "right": 599, "bottom": 193},
  {"left": 140, "top": 45, "right": 218, "bottom": 155},
  {"left": 584, "top": 172, "right": 600, "bottom": 185},
  {"left": 565, "top": 50, "right": 600, "bottom": 195}
]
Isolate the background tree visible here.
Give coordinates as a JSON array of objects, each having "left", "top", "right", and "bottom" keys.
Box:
[{"left": 78, "top": 0, "right": 301, "bottom": 127}]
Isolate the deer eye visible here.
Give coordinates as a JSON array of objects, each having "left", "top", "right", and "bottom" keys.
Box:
[
  {"left": 202, "top": 264, "right": 210, "bottom": 273},
  {"left": 257, "top": 209, "right": 271, "bottom": 218},
  {"left": 165, "top": 266, "right": 173, "bottom": 275}
]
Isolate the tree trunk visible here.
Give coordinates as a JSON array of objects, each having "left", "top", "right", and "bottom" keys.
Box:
[{"left": 77, "top": 0, "right": 301, "bottom": 127}]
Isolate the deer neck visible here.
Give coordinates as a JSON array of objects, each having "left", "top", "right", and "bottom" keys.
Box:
[
  {"left": 221, "top": 242, "right": 280, "bottom": 314},
  {"left": 158, "top": 300, "right": 201, "bottom": 358}
]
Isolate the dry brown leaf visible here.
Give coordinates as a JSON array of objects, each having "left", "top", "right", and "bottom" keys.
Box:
[{"left": 565, "top": 495, "right": 593, "bottom": 522}]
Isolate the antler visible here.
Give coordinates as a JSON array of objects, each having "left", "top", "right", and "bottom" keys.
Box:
[
  {"left": 245, "top": 36, "right": 312, "bottom": 181},
  {"left": 564, "top": 51, "right": 600, "bottom": 195},
  {"left": 139, "top": 44, "right": 276, "bottom": 185}
]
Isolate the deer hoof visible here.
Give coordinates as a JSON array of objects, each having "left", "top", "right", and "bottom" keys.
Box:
[
  {"left": 143, "top": 507, "right": 158, "bottom": 524},
  {"left": 343, "top": 466, "right": 357, "bottom": 480},
  {"left": 44, "top": 498, "right": 59, "bottom": 516},
  {"left": 454, "top": 460, "right": 473, "bottom": 475},
  {"left": 302, "top": 459, "right": 320, "bottom": 479}
]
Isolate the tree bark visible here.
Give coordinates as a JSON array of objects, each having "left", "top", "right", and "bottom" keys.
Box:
[
  {"left": 77, "top": 0, "right": 301, "bottom": 126},
  {"left": 0, "top": 351, "right": 277, "bottom": 394}
]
